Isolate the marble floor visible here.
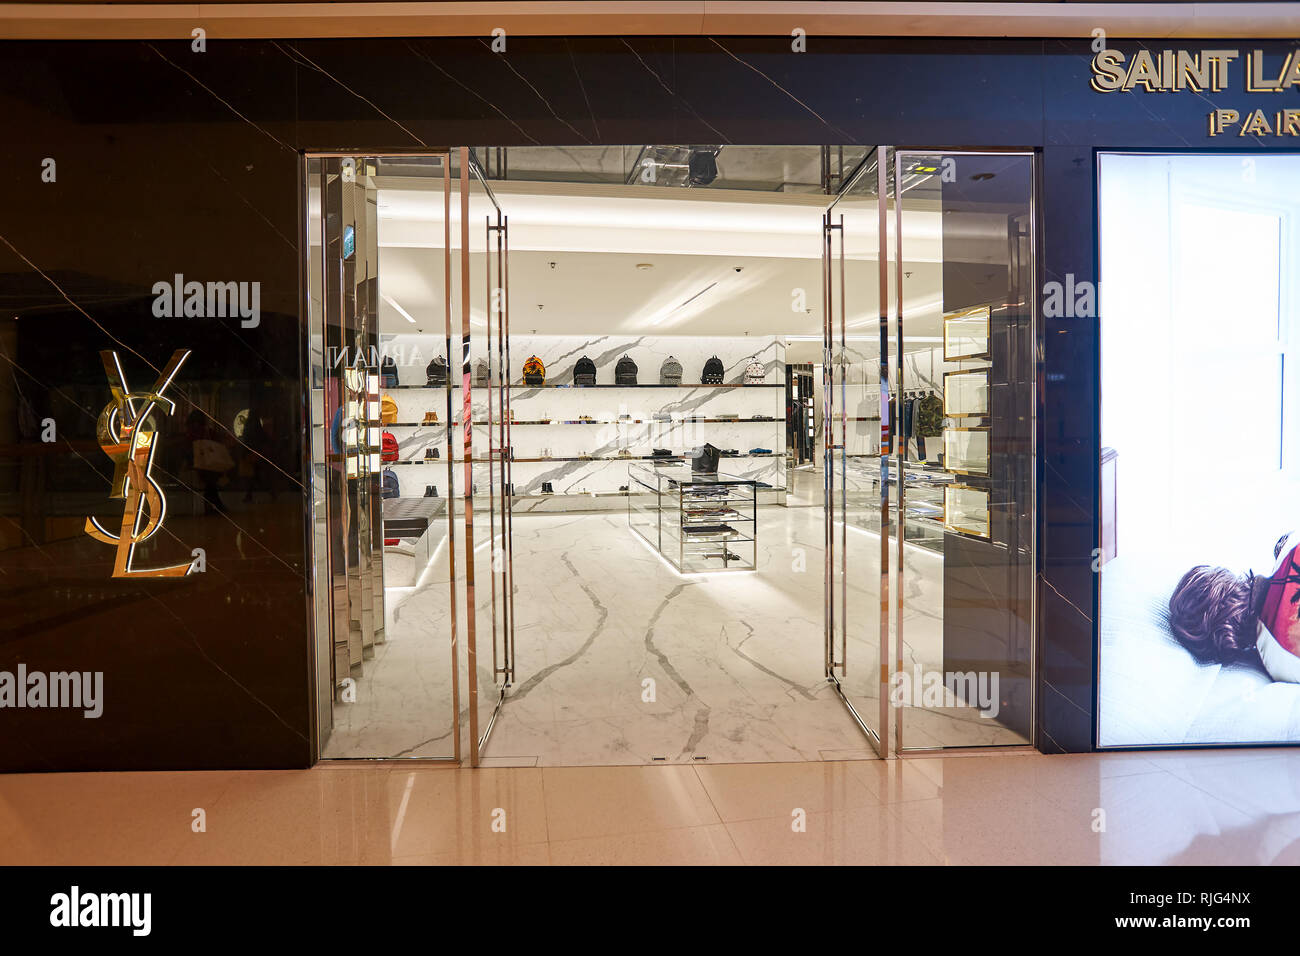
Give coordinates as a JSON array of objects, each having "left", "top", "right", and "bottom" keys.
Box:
[
  {"left": 323, "top": 469, "right": 1029, "bottom": 763},
  {"left": 3, "top": 748, "right": 1298, "bottom": 864}
]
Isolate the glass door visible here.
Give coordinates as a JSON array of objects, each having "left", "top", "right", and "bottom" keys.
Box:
[
  {"left": 307, "top": 153, "right": 461, "bottom": 761},
  {"left": 824, "top": 148, "right": 893, "bottom": 757},
  {"left": 457, "top": 148, "right": 515, "bottom": 765},
  {"left": 890, "top": 150, "right": 1036, "bottom": 751}
]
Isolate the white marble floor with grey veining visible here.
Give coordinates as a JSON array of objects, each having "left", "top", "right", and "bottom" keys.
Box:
[{"left": 322, "top": 478, "right": 1029, "bottom": 764}]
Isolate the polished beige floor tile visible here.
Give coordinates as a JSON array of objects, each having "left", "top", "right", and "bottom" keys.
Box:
[
  {"left": 541, "top": 764, "right": 720, "bottom": 842},
  {"left": 390, "top": 842, "right": 552, "bottom": 866},
  {"left": 169, "top": 769, "right": 392, "bottom": 865},
  {"left": 725, "top": 805, "right": 941, "bottom": 865},
  {"left": 694, "top": 760, "right": 879, "bottom": 822},
  {"left": 380, "top": 767, "right": 548, "bottom": 861},
  {"left": 4, "top": 751, "right": 1299, "bottom": 865},
  {"left": 0, "top": 771, "right": 242, "bottom": 865},
  {"left": 890, "top": 794, "right": 1104, "bottom": 865},
  {"left": 849, "top": 758, "right": 944, "bottom": 804},
  {"left": 549, "top": 824, "right": 742, "bottom": 865}
]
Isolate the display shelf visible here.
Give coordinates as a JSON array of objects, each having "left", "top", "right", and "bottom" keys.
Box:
[
  {"left": 383, "top": 452, "right": 783, "bottom": 465},
  {"left": 386, "top": 417, "right": 782, "bottom": 427},
  {"left": 382, "top": 382, "right": 784, "bottom": 390},
  {"left": 628, "top": 462, "right": 757, "bottom": 572},
  {"left": 943, "top": 368, "right": 990, "bottom": 419},
  {"left": 942, "top": 427, "right": 989, "bottom": 477},
  {"left": 944, "top": 483, "right": 990, "bottom": 539},
  {"left": 943, "top": 304, "right": 991, "bottom": 361}
]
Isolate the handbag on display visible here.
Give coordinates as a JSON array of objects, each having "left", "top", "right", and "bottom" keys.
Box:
[
  {"left": 380, "top": 395, "right": 398, "bottom": 424},
  {"left": 702, "top": 356, "right": 725, "bottom": 385},
  {"left": 426, "top": 356, "right": 448, "bottom": 387},
  {"left": 380, "top": 355, "right": 399, "bottom": 387},
  {"left": 744, "top": 357, "right": 766, "bottom": 384},
  {"left": 522, "top": 355, "right": 546, "bottom": 386},
  {"left": 615, "top": 354, "right": 638, "bottom": 385},
  {"left": 690, "top": 443, "right": 721, "bottom": 474},
  {"left": 381, "top": 431, "right": 399, "bottom": 462},
  {"left": 659, "top": 356, "right": 683, "bottom": 385},
  {"left": 573, "top": 355, "right": 597, "bottom": 386}
]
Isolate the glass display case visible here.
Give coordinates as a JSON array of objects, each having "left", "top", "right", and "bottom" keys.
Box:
[
  {"left": 628, "top": 462, "right": 757, "bottom": 572},
  {"left": 944, "top": 484, "right": 990, "bottom": 539},
  {"left": 942, "top": 368, "right": 989, "bottom": 418},
  {"left": 943, "top": 427, "right": 989, "bottom": 476},
  {"left": 942, "top": 304, "right": 991, "bottom": 361}
]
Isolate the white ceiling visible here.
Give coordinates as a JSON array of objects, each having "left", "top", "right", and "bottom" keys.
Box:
[{"left": 375, "top": 179, "right": 963, "bottom": 341}]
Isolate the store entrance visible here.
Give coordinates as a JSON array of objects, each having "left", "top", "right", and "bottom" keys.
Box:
[{"left": 306, "top": 146, "right": 1038, "bottom": 765}]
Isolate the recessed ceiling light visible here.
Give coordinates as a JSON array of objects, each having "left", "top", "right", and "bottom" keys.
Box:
[{"left": 635, "top": 263, "right": 654, "bottom": 271}]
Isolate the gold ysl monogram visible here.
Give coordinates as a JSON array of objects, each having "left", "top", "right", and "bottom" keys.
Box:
[{"left": 84, "top": 350, "right": 194, "bottom": 578}]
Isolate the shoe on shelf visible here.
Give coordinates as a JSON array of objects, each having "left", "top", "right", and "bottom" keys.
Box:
[
  {"left": 425, "top": 447, "right": 441, "bottom": 460},
  {"left": 424, "top": 485, "right": 437, "bottom": 497},
  {"left": 423, "top": 411, "right": 439, "bottom": 424}
]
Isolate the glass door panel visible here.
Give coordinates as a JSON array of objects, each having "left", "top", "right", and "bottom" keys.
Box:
[
  {"left": 892, "top": 151, "right": 1036, "bottom": 751},
  {"left": 824, "top": 148, "right": 891, "bottom": 755},
  {"left": 455, "top": 148, "right": 514, "bottom": 765},
  {"left": 307, "top": 153, "right": 461, "bottom": 760}
]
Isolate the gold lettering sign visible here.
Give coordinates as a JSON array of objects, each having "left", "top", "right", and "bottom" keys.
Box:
[
  {"left": 1089, "top": 47, "right": 1300, "bottom": 136},
  {"left": 84, "top": 349, "right": 195, "bottom": 578}
]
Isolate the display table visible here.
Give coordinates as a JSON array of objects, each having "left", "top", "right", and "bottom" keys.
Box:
[{"left": 628, "top": 462, "right": 757, "bottom": 572}]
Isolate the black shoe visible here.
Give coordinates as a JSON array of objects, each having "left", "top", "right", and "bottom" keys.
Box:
[
  {"left": 424, "top": 485, "right": 437, "bottom": 497},
  {"left": 425, "top": 448, "right": 440, "bottom": 460}
]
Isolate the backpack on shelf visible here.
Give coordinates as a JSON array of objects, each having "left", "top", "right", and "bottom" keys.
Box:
[
  {"left": 381, "top": 469, "right": 400, "bottom": 499},
  {"left": 474, "top": 359, "right": 490, "bottom": 387},
  {"left": 380, "top": 395, "right": 398, "bottom": 424},
  {"left": 381, "top": 431, "right": 400, "bottom": 462},
  {"left": 615, "top": 354, "right": 638, "bottom": 386},
  {"left": 659, "top": 356, "right": 682, "bottom": 385},
  {"left": 522, "top": 355, "right": 546, "bottom": 386},
  {"left": 744, "top": 357, "right": 766, "bottom": 384},
  {"left": 380, "top": 355, "right": 399, "bottom": 387},
  {"left": 702, "top": 356, "right": 725, "bottom": 385},
  {"left": 426, "top": 355, "right": 448, "bottom": 387},
  {"left": 573, "top": 355, "right": 597, "bottom": 386}
]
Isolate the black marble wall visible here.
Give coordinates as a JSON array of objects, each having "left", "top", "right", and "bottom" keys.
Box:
[{"left": 1, "top": 36, "right": 1295, "bottom": 768}]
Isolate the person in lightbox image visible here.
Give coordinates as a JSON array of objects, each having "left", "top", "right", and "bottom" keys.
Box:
[{"left": 1169, "top": 531, "right": 1300, "bottom": 682}]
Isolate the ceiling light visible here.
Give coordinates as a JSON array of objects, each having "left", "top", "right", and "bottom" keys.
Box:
[{"left": 636, "top": 263, "right": 654, "bottom": 271}]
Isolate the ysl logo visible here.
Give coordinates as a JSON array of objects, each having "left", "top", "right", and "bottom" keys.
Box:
[{"left": 84, "top": 349, "right": 194, "bottom": 578}]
